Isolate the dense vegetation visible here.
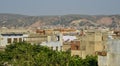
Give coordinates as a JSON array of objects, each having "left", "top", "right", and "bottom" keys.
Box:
[{"left": 0, "top": 42, "right": 98, "bottom": 66}]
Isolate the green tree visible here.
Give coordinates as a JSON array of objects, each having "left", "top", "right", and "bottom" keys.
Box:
[{"left": 0, "top": 42, "right": 98, "bottom": 66}]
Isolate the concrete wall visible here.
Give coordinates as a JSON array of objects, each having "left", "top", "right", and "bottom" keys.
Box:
[
  {"left": 98, "top": 39, "right": 120, "bottom": 66},
  {"left": 71, "top": 50, "right": 86, "bottom": 58},
  {"left": 98, "top": 56, "right": 107, "bottom": 66},
  {"left": 107, "top": 39, "right": 120, "bottom": 66},
  {"left": 62, "top": 44, "right": 71, "bottom": 51}
]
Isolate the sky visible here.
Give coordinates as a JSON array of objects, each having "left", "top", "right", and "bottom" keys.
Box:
[{"left": 0, "top": 0, "right": 120, "bottom": 16}]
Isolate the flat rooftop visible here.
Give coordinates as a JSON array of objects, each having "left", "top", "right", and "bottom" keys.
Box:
[{"left": 1, "top": 34, "right": 23, "bottom": 36}]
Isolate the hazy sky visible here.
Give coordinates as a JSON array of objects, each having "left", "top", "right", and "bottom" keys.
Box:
[{"left": 0, "top": 0, "right": 120, "bottom": 16}]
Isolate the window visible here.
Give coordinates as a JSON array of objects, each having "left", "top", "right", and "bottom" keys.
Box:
[
  {"left": 7, "top": 38, "right": 12, "bottom": 43},
  {"left": 75, "top": 46, "right": 79, "bottom": 50},
  {"left": 19, "top": 38, "right": 22, "bottom": 42},
  {"left": 89, "top": 41, "right": 94, "bottom": 44},
  {"left": 13, "top": 38, "right": 17, "bottom": 42},
  {"left": 56, "top": 46, "right": 58, "bottom": 51}
]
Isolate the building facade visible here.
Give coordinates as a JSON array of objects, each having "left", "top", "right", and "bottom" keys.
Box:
[
  {"left": 0, "top": 34, "right": 28, "bottom": 47},
  {"left": 98, "top": 39, "right": 120, "bottom": 66},
  {"left": 71, "top": 30, "right": 106, "bottom": 58}
]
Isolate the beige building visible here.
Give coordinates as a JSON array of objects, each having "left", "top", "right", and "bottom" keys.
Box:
[{"left": 71, "top": 30, "right": 107, "bottom": 58}]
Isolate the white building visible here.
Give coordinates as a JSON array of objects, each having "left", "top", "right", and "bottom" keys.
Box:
[
  {"left": 41, "top": 33, "right": 63, "bottom": 51},
  {"left": 0, "top": 33, "right": 28, "bottom": 47}
]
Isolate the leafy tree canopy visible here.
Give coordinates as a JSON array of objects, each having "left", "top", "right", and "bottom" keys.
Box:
[{"left": 0, "top": 42, "right": 98, "bottom": 66}]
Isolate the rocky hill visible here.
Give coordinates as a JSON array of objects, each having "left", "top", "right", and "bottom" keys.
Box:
[{"left": 0, "top": 13, "right": 120, "bottom": 28}]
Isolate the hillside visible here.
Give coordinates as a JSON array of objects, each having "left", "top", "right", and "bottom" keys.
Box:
[{"left": 0, "top": 13, "right": 120, "bottom": 28}]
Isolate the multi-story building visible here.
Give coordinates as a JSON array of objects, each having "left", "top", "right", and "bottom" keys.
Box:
[{"left": 71, "top": 29, "right": 106, "bottom": 58}]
